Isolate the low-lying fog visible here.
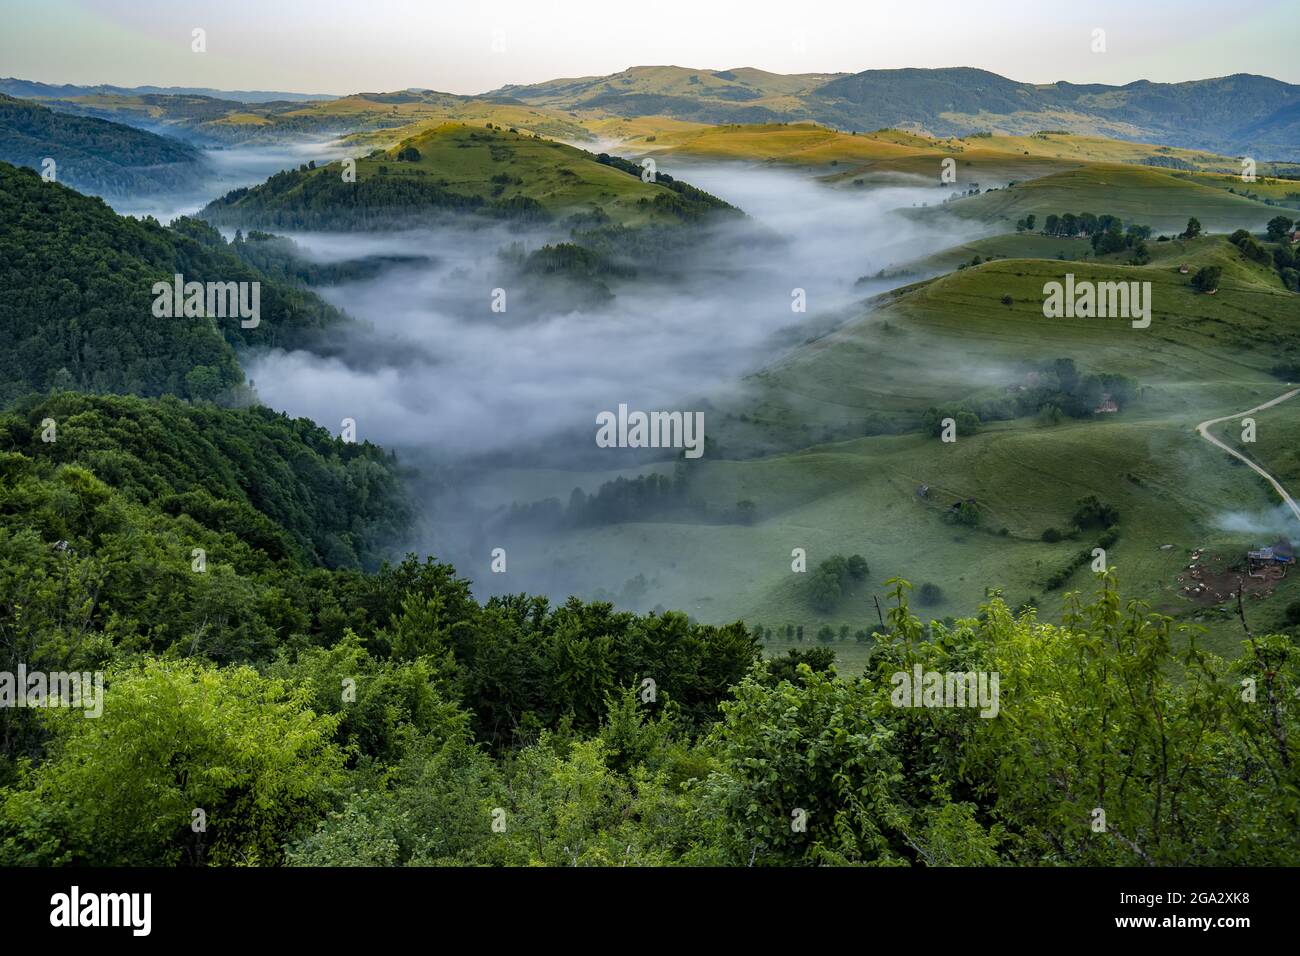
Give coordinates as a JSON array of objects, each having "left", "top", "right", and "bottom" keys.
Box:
[
  {"left": 110, "top": 140, "right": 352, "bottom": 222},
  {"left": 226, "top": 160, "right": 992, "bottom": 597},
  {"left": 245, "top": 164, "right": 985, "bottom": 456},
  {"left": 120, "top": 146, "right": 999, "bottom": 602}
]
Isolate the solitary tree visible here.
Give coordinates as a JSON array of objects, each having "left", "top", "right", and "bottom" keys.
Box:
[
  {"left": 1266, "top": 215, "right": 1295, "bottom": 242},
  {"left": 1191, "top": 264, "right": 1222, "bottom": 293}
]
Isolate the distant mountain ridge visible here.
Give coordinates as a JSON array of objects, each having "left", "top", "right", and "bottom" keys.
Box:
[
  {"left": 6, "top": 66, "right": 1297, "bottom": 159},
  {"left": 0, "top": 77, "right": 335, "bottom": 103},
  {"left": 492, "top": 65, "right": 1300, "bottom": 160}
]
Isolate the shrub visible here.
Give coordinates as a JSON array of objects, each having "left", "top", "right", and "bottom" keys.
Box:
[
  {"left": 1191, "top": 265, "right": 1222, "bottom": 293},
  {"left": 1073, "top": 495, "right": 1119, "bottom": 529},
  {"left": 917, "top": 582, "right": 944, "bottom": 606}
]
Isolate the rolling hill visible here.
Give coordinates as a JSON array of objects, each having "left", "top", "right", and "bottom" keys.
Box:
[
  {"left": 930, "top": 164, "right": 1285, "bottom": 232},
  {"left": 20, "top": 65, "right": 1297, "bottom": 163},
  {"left": 0, "top": 77, "right": 335, "bottom": 103},
  {"left": 200, "top": 122, "right": 737, "bottom": 230},
  {"left": 496, "top": 66, "right": 1300, "bottom": 160},
  {"left": 634, "top": 121, "right": 1083, "bottom": 185},
  {"left": 0, "top": 93, "right": 206, "bottom": 195},
  {"left": 504, "top": 237, "right": 1300, "bottom": 659},
  {"left": 11, "top": 84, "right": 594, "bottom": 146},
  {"left": 492, "top": 65, "right": 842, "bottom": 122}
]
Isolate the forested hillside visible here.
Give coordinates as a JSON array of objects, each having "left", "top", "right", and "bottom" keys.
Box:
[
  {"left": 0, "top": 94, "right": 206, "bottom": 194},
  {"left": 0, "top": 162, "right": 348, "bottom": 404}
]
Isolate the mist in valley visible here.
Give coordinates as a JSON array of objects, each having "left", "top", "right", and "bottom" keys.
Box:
[
  {"left": 218, "top": 158, "right": 993, "bottom": 610},
  {"left": 109, "top": 139, "right": 353, "bottom": 223}
]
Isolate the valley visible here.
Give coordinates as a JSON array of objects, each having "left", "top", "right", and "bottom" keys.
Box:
[
  {"left": 22, "top": 82, "right": 1292, "bottom": 672},
  {"left": 2, "top": 28, "right": 1299, "bottom": 873}
]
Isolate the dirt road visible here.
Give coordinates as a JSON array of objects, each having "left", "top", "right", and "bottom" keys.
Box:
[{"left": 1195, "top": 388, "right": 1300, "bottom": 524}]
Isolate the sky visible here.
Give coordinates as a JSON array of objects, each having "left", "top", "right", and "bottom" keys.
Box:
[{"left": 2, "top": 0, "right": 1295, "bottom": 96}]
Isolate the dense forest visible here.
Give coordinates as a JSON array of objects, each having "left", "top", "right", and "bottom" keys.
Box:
[
  {"left": 0, "top": 162, "right": 349, "bottom": 404},
  {"left": 0, "top": 94, "right": 205, "bottom": 194}
]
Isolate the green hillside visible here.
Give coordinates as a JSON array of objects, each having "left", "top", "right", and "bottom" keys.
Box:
[
  {"left": 743, "top": 239, "right": 1297, "bottom": 441},
  {"left": 492, "top": 65, "right": 839, "bottom": 122},
  {"left": 0, "top": 161, "right": 348, "bottom": 404},
  {"left": 0, "top": 93, "right": 205, "bottom": 194},
  {"left": 500, "top": 239, "right": 1300, "bottom": 660},
  {"left": 638, "top": 121, "right": 1076, "bottom": 182},
  {"left": 1, "top": 76, "right": 1298, "bottom": 872},
  {"left": 201, "top": 122, "right": 737, "bottom": 230},
  {"left": 935, "top": 164, "right": 1282, "bottom": 232},
  {"left": 0, "top": 392, "right": 410, "bottom": 572}
]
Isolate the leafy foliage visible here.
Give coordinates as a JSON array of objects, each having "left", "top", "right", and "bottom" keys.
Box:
[{"left": 0, "top": 162, "right": 347, "bottom": 403}]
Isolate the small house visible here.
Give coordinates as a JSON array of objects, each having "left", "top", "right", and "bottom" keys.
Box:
[
  {"left": 1247, "top": 539, "right": 1296, "bottom": 570},
  {"left": 1095, "top": 392, "right": 1119, "bottom": 413}
]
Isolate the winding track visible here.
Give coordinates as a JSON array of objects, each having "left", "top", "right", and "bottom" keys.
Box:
[{"left": 1195, "top": 388, "right": 1300, "bottom": 524}]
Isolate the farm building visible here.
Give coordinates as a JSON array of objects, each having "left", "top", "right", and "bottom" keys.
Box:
[
  {"left": 1095, "top": 392, "right": 1119, "bottom": 413},
  {"left": 1247, "top": 538, "right": 1296, "bottom": 571}
]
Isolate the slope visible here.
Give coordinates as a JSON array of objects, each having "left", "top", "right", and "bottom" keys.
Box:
[
  {"left": 931, "top": 164, "right": 1283, "bottom": 233},
  {"left": 0, "top": 161, "right": 349, "bottom": 404},
  {"left": 496, "top": 65, "right": 1300, "bottom": 160},
  {"left": 500, "top": 238, "right": 1300, "bottom": 656},
  {"left": 200, "top": 122, "right": 737, "bottom": 230},
  {"left": 0, "top": 94, "right": 205, "bottom": 194}
]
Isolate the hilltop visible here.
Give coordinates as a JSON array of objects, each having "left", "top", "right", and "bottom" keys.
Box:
[
  {"left": 200, "top": 122, "right": 737, "bottom": 230},
  {"left": 492, "top": 65, "right": 841, "bottom": 121},
  {"left": 931, "top": 164, "right": 1285, "bottom": 232}
]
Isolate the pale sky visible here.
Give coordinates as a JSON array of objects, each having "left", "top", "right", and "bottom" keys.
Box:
[{"left": 2, "top": 0, "right": 1295, "bottom": 96}]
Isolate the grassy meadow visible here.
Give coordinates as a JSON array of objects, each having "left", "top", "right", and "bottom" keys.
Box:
[{"left": 494, "top": 234, "right": 1300, "bottom": 668}]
